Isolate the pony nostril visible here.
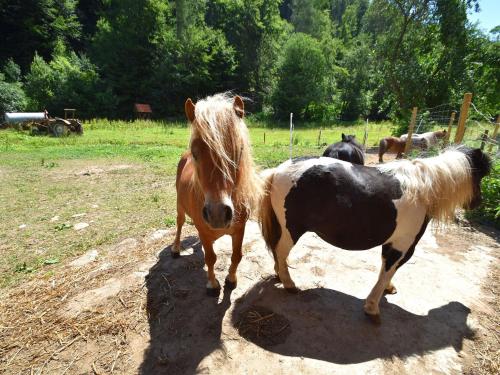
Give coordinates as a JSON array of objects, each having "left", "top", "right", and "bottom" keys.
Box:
[
  {"left": 224, "top": 205, "right": 233, "bottom": 223},
  {"left": 202, "top": 206, "right": 210, "bottom": 223}
]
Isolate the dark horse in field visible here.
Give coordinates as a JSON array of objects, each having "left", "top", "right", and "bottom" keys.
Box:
[
  {"left": 323, "top": 133, "right": 365, "bottom": 165},
  {"left": 259, "top": 147, "right": 491, "bottom": 324}
]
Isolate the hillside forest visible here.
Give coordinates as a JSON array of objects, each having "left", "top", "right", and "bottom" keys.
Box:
[{"left": 0, "top": 0, "right": 498, "bottom": 121}]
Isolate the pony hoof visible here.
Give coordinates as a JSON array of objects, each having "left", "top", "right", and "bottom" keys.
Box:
[
  {"left": 364, "top": 312, "right": 381, "bottom": 325},
  {"left": 171, "top": 251, "right": 180, "bottom": 259},
  {"left": 285, "top": 286, "right": 300, "bottom": 294},
  {"left": 384, "top": 285, "right": 397, "bottom": 295},
  {"left": 273, "top": 274, "right": 281, "bottom": 283},
  {"left": 224, "top": 278, "right": 237, "bottom": 290},
  {"left": 206, "top": 287, "right": 221, "bottom": 298}
]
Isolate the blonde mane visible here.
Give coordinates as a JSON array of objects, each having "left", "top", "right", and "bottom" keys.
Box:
[
  {"left": 190, "top": 93, "right": 263, "bottom": 216},
  {"left": 377, "top": 148, "right": 474, "bottom": 222}
]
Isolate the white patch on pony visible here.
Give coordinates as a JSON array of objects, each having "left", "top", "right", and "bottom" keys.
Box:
[{"left": 384, "top": 198, "right": 427, "bottom": 250}]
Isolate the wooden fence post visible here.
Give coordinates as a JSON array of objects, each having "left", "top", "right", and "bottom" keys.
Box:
[
  {"left": 405, "top": 107, "right": 418, "bottom": 154},
  {"left": 263, "top": 132, "right": 266, "bottom": 144},
  {"left": 445, "top": 111, "right": 456, "bottom": 144},
  {"left": 480, "top": 129, "right": 489, "bottom": 150},
  {"left": 454, "top": 93, "right": 472, "bottom": 143},
  {"left": 488, "top": 115, "right": 499, "bottom": 153},
  {"left": 317, "top": 129, "right": 322, "bottom": 146}
]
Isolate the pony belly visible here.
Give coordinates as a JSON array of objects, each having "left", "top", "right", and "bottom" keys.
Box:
[{"left": 315, "top": 230, "right": 388, "bottom": 251}]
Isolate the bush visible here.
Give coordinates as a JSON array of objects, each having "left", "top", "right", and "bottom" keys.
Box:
[
  {"left": 467, "top": 161, "right": 500, "bottom": 228},
  {"left": 0, "top": 77, "right": 27, "bottom": 114},
  {"left": 24, "top": 44, "right": 116, "bottom": 118},
  {"left": 0, "top": 60, "right": 27, "bottom": 114}
]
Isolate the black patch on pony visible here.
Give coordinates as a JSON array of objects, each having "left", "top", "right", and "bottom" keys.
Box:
[
  {"left": 382, "top": 245, "right": 402, "bottom": 271},
  {"left": 284, "top": 162, "right": 402, "bottom": 250},
  {"left": 322, "top": 134, "right": 365, "bottom": 165}
]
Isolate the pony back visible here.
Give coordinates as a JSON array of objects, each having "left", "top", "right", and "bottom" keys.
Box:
[{"left": 323, "top": 134, "right": 365, "bottom": 165}]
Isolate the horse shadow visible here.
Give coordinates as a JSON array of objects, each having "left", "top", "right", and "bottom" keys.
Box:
[
  {"left": 140, "top": 236, "right": 234, "bottom": 375},
  {"left": 230, "top": 278, "right": 475, "bottom": 365},
  {"left": 140, "top": 239, "right": 475, "bottom": 372}
]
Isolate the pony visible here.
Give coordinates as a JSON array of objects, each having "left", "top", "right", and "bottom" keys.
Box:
[
  {"left": 172, "top": 93, "right": 262, "bottom": 296},
  {"left": 258, "top": 146, "right": 490, "bottom": 324},
  {"left": 378, "top": 136, "right": 407, "bottom": 163},
  {"left": 378, "top": 130, "right": 447, "bottom": 163},
  {"left": 322, "top": 133, "right": 365, "bottom": 165},
  {"left": 400, "top": 129, "right": 447, "bottom": 150}
]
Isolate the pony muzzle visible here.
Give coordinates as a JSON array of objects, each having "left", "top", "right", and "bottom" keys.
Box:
[{"left": 202, "top": 200, "right": 234, "bottom": 229}]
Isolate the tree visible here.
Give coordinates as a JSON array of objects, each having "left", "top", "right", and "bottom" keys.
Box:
[
  {"left": 91, "top": 0, "right": 170, "bottom": 116},
  {"left": 206, "top": 0, "right": 288, "bottom": 108},
  {"left": 0, "top": 0, "right": 81, "bottom": 71},
  {"left": 271, "top": 33, "right": 329, "bottom": 119}
]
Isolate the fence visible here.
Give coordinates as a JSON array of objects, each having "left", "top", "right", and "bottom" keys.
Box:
[{"left": 401, "top": 93, "right": 499, "bottom": 160}]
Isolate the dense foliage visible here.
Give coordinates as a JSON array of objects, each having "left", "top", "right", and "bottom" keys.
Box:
[
  {"left": 0, "top": 0, "right": 497, "bottom": 120},
  {"left": 468, "top": 161, "right": 500, "bottom": 228}
]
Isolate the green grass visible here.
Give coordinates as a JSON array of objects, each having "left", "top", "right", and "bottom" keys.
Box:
[
  {"left": 0, "top": 117, "right": 393, "bottom": 288},
  {"left": 1, "top": 117, "right": 497, "bottom": 287}
]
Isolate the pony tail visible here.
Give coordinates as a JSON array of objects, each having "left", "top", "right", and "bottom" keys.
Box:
[{"left": 258, "top": 171, "right": 281, "bottom": 257}]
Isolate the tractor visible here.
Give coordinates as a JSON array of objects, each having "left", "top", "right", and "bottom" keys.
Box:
[{"left": 2, "top": 109, "right": 83, "bottom": 136}]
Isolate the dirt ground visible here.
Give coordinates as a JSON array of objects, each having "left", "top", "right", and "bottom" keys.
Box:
[{"left": 1, "top": 151, "right": 498, "bottom": 375}]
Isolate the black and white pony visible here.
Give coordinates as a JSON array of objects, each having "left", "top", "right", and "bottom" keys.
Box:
[
  {"left": 322, "top": 133, "right": 365, "bottom": 165},
  {"left": 259, "top": 146, "right": 491, "bottom": 324}
]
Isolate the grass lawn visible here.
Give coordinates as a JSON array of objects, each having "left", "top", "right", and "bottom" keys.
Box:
[{"left": 0, "top": 117, "right": 475, "bottom": 287}]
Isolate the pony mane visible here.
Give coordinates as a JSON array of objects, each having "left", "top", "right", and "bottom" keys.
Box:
[
  {"left": 190, "top": 93, "right": 263, "bottom": 215},
  {"left": 377, "top": 148, "right": 474, "bottom": 223}
]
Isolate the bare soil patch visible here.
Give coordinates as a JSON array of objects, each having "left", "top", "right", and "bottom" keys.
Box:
[{"left": 0, "top": 218, "right": 498, "bottom": 374}]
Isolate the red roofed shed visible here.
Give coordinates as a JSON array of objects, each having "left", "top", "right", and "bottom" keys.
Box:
[{"left": 134, "top": 103, "right": 152, "bottom": 119}]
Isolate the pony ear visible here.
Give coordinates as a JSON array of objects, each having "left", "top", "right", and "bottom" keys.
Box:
[
  {"left": 341, "top": 133, "right": 346, "bottom": 141},
  {"left": 234, "top": 96, "right": 244, "bottom": 118},
  {"left": 185, "top": 98, "right": 195, "bottom": 122}
]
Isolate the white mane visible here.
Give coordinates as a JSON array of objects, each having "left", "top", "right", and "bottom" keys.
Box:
[{"left": 377, "top": 148, "right": 473, "bottom": 222}]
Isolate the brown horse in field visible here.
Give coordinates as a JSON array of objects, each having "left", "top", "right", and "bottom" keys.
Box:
[
  {"left": 172, "top": 93, "right": 262, "bottom": 296},
  {"left": 379, "top": 130, "right": 447, "bottom": 163}
]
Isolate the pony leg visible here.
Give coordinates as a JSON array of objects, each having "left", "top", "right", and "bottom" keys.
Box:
[
  {"left": 378, "top": 140, "right": 386, "bottom": 163},
  {"left": 225, "top": 225, "right": 245, "bottom": 289},
  {"left": 200, "top": 236, "right": 220, "bottom": 297},
  {"left": 364, "top": 245, "right": 403, "bottom": 324},
  {"left": 171, "top": 206, "right": 185, "bottom": 258},
  {"left": 275, "top": 232, "right": 298, "bottom": 293}
]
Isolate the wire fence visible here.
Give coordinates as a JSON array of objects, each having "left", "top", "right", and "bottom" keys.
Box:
[{"left": 397, "top": 101, "right": 498, "bottom": 161}]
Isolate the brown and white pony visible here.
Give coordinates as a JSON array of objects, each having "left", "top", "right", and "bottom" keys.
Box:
[
  {"left": 400, "top": 129, "right": 447, "bottom": 149},
  {"left": 378, "top": 130, "right": 447, "bottom": 163},
  {"left": 259, "top": 146, "right": 490, "bottom": 323},
  {"left": 172, "top": 93, "right": 262, "bottom": 296}
]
